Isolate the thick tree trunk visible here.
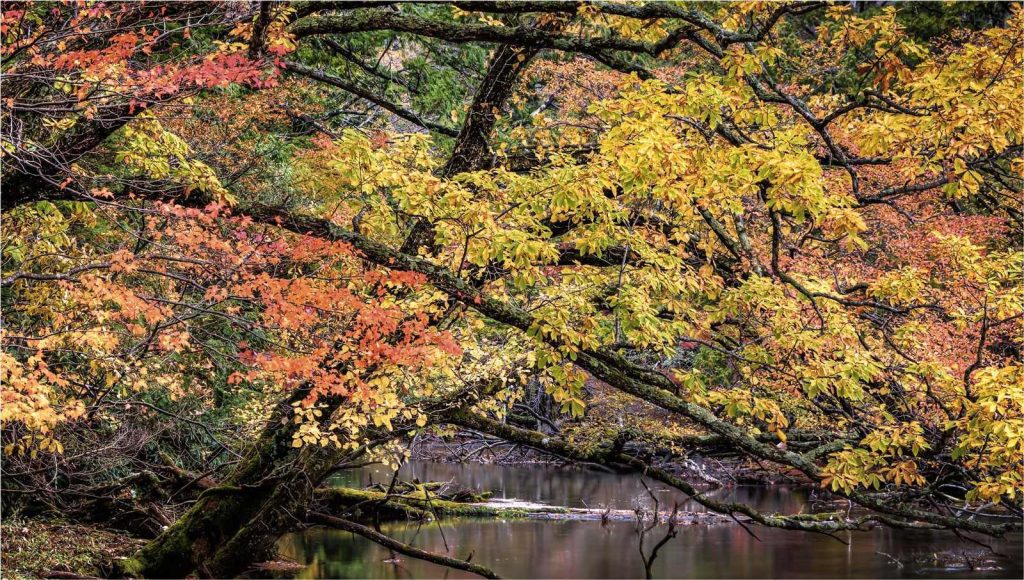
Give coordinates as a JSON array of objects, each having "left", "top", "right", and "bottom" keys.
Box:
[
  {"left": 117, "top": 389, "right": 348, "bottom": 578},
  {"left": 441, "top": 43, "right": 540, "bottom": 177}
]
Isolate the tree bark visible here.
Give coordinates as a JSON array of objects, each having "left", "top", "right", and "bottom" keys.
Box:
[{"left": 117, "top": 388, "right": 351, "bottom": 578}]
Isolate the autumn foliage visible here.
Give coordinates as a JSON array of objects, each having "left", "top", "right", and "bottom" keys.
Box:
[{"left": 1, "top": 1, "right": 1022, "bottom": 575}]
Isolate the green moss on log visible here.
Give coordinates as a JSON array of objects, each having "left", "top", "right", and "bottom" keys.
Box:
[{"left": 313, "top": 488, "right": 567, "bottom": 521}]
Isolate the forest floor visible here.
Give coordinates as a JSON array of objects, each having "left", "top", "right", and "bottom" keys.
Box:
[{"left": 1, "top": 519, "right": 144, "bottom": 579}]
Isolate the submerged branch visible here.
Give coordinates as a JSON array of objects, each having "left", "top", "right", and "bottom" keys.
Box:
[{"left": 308, "top": 511, "right": 503, "bottom": 579}]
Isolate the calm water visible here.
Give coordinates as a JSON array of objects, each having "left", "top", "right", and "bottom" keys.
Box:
[{"left": 279, "top": 461, "right": 1024, "bottom": 579}]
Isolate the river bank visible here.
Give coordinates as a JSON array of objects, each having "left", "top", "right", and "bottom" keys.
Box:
[{"left": 408, "top": 433, "right": 812, "bottom": 486}]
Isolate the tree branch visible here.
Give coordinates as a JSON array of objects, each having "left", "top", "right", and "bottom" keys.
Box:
[
  {"left": 308, "top": 511, "right": 502, "bottom": 579},
  {"left": 280, "top": 61, "right": 458, "bottom": 136}
]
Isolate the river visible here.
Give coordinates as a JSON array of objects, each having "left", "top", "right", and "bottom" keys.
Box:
[{"left": 278, "top": 461, "right": 1024, "bottom": 578}]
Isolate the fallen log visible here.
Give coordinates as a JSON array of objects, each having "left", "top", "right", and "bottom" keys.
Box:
[
  {"left": 313, "top": 487, "right": 563, "bottom": 521},
  {"left": 312, "top": 487, "right": 748, "bottom": 524}
]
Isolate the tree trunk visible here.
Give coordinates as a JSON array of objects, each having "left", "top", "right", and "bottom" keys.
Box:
[{"left": 117, "top": 389, "right": 348, "bottom": 578}]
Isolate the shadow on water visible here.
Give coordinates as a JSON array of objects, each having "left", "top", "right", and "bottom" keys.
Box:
[{"left": 279, "top": 461, "right": 1024, "bottom": 579}]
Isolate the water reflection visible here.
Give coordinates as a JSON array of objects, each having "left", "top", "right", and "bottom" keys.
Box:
[
  {"left": 280, "top": 462, "right": 1023, "bottom": 579},
  {"left": 327, "top": 461, "right": 804, "bottom": 512}
]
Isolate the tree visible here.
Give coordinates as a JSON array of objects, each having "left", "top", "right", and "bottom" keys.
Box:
[{"left": 2, "top": 1, "right": 1022, "bottom": 577}]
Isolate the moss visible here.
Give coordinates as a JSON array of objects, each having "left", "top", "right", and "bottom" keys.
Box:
[
  {"left": 785, "top": 511, "right": 843, "bottom": 522},
  {"left": 115, "top": 517, "right": 195, "bottom": 578},
  {"left": 366, "top": 481, "right": 494, "bottom": 503},
  {"left": 1, "top": 519, "right": 145, "bottom": 579},
  {"left": 313, "top": 488, "right": 569, "bottom": 521},
  {"left": 117, "top": 490, "right": 264, "bottom": 578}
]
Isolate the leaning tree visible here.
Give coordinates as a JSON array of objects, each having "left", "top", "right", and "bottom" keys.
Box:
[{"left": 2, "top": 1, "right": 1021, "bottom": 577}]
